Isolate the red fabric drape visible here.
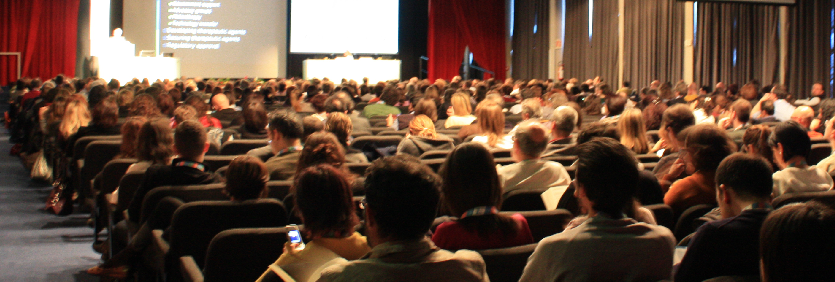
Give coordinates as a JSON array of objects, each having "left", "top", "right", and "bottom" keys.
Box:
[
  {"left": 427, "top": 0, "right": 507, "bottom": 81},
  {"left": 0, "top": 0, "right": 80, "bottom": 85}
]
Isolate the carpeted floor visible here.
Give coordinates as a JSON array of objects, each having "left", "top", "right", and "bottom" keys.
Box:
[{"left": 0, "top": 128, "right": 100, "bottom": 281}]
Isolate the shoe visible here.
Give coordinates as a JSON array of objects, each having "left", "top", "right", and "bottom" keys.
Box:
[{"left": 86, "top": 265, "right": 128, "bottom": 279}]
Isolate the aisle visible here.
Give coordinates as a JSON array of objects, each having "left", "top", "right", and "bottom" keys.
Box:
[{"left": 0, "top": 128, "right": 99, "bottom": 281}]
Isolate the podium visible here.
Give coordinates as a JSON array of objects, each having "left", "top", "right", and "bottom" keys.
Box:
[
  {"left": 303, "top": 58, "right": 400, "bottom": 82},
  {"left": 94, "top": 36, "right": 181, "bottom": 82}
]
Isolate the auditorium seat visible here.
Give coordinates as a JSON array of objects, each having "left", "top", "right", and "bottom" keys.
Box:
[
  {"left": 219, "top": 139, "right": 269, "bottom": 155},
  {"left": 79, "top": 140, "right": 123, "bottom": 198},
  {"left": 206, "top": 142, "right": 220, "bottom": 155},
  {"left": 646, "top": 130, "right": 660, "bottom": 144},
  {"left": 350, "top": 131, "right": 372, "bottom": 138},
  {"left": 180, "top": 227, "right": 289, "bottom": 282},
  {"left": 542, "top": 155, "right": 578, "bottom": 167},
  {"left": 644, "top": 204, "right": 675, "bottom": 230},
  {"left": 349, "top": 135, "right": 403, "bottom": 151},
  {"left": 811, "top": 136, "right": 827, "bottom": 145},
  {"left": 494, "top": 157, "right": 516, "bottom": 166},
  {"left": 501, "top": 209, "right": 573, "bottom": 242},
  {"left": 636, "top": 153, "right": 661, "bottom": 163},
  {"left": 502, "top": 188, "right": 548, "bottom": 211},
  {"left": 419, "top": 150, "right": 452, "bottom": 160},
  {"left": 377, "top": 130, "right": 408, "bottom": 137},
  {"left": 491, "top": 149, "right": 512, "bottom": 159},
  {"left": 266, "top": 180, "right": 293, "bottom": 201},
  {"left": 808, "top": 143, "right": 831, "bottom": 165},
  {"left": 345, "top": 162, "right": 371, "bottom": 176},
  {"left": 91, "top": 158, "right": 136, "bottom": 244},
  {"left": 477, "top": 243, "right": 537, "bottom": 282},
  {"left": 772, "top": 190, "right": 835, "bottom": 209},
  {"left": 72, "top": 135, "right": 121, "bottom": 163},
  {"left": 368, "top": 127, "right": 394, "bottom": 135},
  {"left": 138, "top": 184, "right": 228, "bottom": 225},
  {"left": 674, "top": 204, "right": 716, "bottom": 241},
  {"left": 203, "top": 155, "right": 237, "bottom": 172},
  {"left": 421, "top": 158, "right": 446, "bottom": 173}
]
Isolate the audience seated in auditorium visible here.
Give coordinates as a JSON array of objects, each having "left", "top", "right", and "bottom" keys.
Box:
[
  {"left": 58, "top": 97, "right": 92, "bottom": 149},
  {"left": 433, "top": 143, "right": 534, "bottom": 250},
  {"left": 675, "top": 153, "right": 774, "bottom": 282},
  {"left": 318, "top": 155, "right": 489, "bottom": 282},
  {"left": 470, "top": 101, "right": 513, "bottom": 149},
  {"left": 769, "top": 121, "right": 833, "bottom": 197},
  {"left": 759, "top": 201, "right": 835, "bottom": 282},
  {"left": 88, "top": 155, "right": 267, "bottom": 279},
  {"left": 326, "top": 91, "right": 371, "bottom": 133},
  {"left": 264, "top": 110, "right": 304, "bottom": 180},
  {"left": 396, "top": 115, "right": 455, "bottom": 157},
  {"left": 817, "top": 117, "right": 835, "bottom": 174},
  {"left": 498, "top": 121, "right": 571, "bottom": 197},
  {"left": 665, "top": 124, "right": 736, "bottom": 215},
  {"left": 66, "top": 96, "right": 121, "bottom": 147},
  {"left": 793, "top": 82, "right": 826, "bottom": 111},
  {"left": 750, "top": 100, "right": 778, "bottom": 125},
  {"left": 257, "top": 164, "right": 370, "bottom": 282},
  {"left": 457, "top": 93, "right": 504, "bottom": 139},
  {"left": 361, "top": 87, "right": 401, "bottom": 118},
  {"left": 751, "top": 85, "right": 795, "bottom": 122},
  {"left": 600, "top": 94, "right": 627, "bottom": 124},
  {"left": 210, "top": 93, "right": 242, "bottom": 126},
  {"left": 721, "top": 99, "right": 753, "bottom": 143},
  {"left": 185, "top": 95, "right": 222, "bottom": 129},
  {"left": 325, "top": 112, "right": 368, "bottom": 163},
  {"left": 107, "top": 118, "right": 173, "bottom": 205},
  {"left": 548, "top": 105, "right": 577, "bottom": 146},
  {"left": 790, "top": 106, "right": 823, "bottom": 138},
  {"left": 235, "top": 102, "right": 269, "bottom": 139},
  {"left": 387, "top": 98, "right": 438, "bottom": 131},
  {"left": 652, "top": 104, "right": 696, "bottom": 191},
  {"left": 810, "top": 98, "right": 835, "bottom": 135},
  {"left": 444, "top": 92, "right": 477, "bottom": 128},
  {"left": 519, "top": 138, "right": 675, "bottom": 282},
  {"left": 129, "top": 93, "right": 163, "bottom": 119},
  {"left": 618, "top": 108, "right": 651, "bottom": 154}
]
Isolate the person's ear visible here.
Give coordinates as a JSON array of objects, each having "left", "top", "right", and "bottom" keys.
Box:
[
  {"left": 203, "top": 142, "right": 210, "bottom": 153},
  {"left": 718, "top": 184, "right": 732, "bottom": 205}
]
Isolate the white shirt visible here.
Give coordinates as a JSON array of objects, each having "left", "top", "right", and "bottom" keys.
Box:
[
  {"left": 772, "top": 166, "right": 833, "bottom": 197},
  {"left": 499, "top": 160, "right": 571, "bottom": 196},
  {"left": 471, "top": 134, "right": 513, "bottom": 150}
]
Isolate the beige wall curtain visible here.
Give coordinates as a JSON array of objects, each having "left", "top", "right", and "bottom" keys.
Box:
[{"left": 623, "top": 0, "right": 684, "bottom": 88}]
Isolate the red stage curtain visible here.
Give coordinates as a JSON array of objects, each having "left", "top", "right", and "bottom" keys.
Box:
[
  {"left": 427, "top": 0, "right": 506, "bottom": 81},
  {"left": 0, "top": 0, "right": 80, "bottom": 85}
]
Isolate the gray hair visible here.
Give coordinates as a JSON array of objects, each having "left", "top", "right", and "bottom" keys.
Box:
[
  {"left": 551, "top": 106, "right": 578, "bottom": 133},
  {"left": 520, "top": 99, "right": 542, "bottom": 119},
  {"left": 515, "top": 121, "right": 548, "bottom": 157}
]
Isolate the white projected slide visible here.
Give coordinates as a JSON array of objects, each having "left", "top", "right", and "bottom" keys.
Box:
[
  {"left": 158, "top": 0, "right": 286, "bottom": 78},
  {"left": 290, "top": 0, "right": 398, "bottom": 54}
]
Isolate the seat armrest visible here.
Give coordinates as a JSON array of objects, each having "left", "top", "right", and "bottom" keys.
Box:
[
  {"left": 151, "top": 229, "right": 170, "bottom": 255},
  {"left": 180, "top": 256, "right": 204, "bottom": 282},
  {"left": 145, "top": 229, "right": 170, "bottom": 273}
]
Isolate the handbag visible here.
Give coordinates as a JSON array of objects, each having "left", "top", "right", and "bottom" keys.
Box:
[
  {"left": 30, "top": 151, "right": 52, "bottom": 183},
  {"left": 44, "top": 156, "right": 73, "bottom": 216}
]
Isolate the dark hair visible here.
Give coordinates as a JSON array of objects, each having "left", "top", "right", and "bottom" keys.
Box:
[
  {"left": 768, "top": 121, "right": 811, "bottom": 162},
  {"left": 761, "top": 100, "right": 775, "bottom": 116},
  {"left": 92, "top": 96, "right": 119, "bottom": 128},
  {"left": 224, "top": 155, "right": 268, "bottom": 201},
  {"left": 137, "top": 118, "right": 174, "bottom": 164},
  {"left": 380, "top": 87, "right": 401, "bottom": 106},
  {"left": 760, "top": 202, "right": 835, "bottom": 282},
  {"left": 743, "top": 125, "right": 775, "bottom": 168},
  {"left": 364, "top": 155, "right": 441, "bottom": 240},
  {"left": 268, "top": 110, "right": 304, "bottom": 140},
  {"left": 414, "top": 99, "right": 438, "bottom": 122},
  {"left": 130, "top": 94, "right": 161, "bottom": 118},
  {"left": 88, "top": 85, "right": 108, "bottom": 108},
  {"left": 605, "top": 95, "right": 627, "bottom": 116},
  {"left": 715, "top": 153, "right": 773, "bottom": 201},
  {"left": 730, "top": 99, "right": 752, "bottom": 123},
  {"left": 157, "top": 93, "right": 175, "bottom": 117},
  {"left": 819, "top": 99, "right": 835, "bottom": 122},
  {"left": 661, "top": 104, "right": 695, "bottom": 134},
  {"left": 576, "top": 121, "right": 620, "bottom": 145},
  {"left": 295, "top": 132, "right": 345, "bottom": 176},
  {"left": 301, "top": 115, "right": 324, "bottom": 142},
  {"left": 294, "top": 164, "right": 357, "bottom": 237},
  {"left": 309, "top": 93, "right": 329, "bottom": 113},
  {"left": 242, "top": 102, "right": 268, "bottom": 134},
  {"left": 575, "top": 138, "right": 638, "bottom": 216},
  {"left": 174, "top": 120, "right": 207, "bottom": 159},
  {"left": 117, "top": 116, "right": 147, "bottom": 159},
  {"left": 683, "top": 124, "right": 737, "bottom": 172},
  {"left": 184, "top": 94, "right": 208, "bottom": 118}
]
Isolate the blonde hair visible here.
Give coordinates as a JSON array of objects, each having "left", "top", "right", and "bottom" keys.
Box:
[
  {"left": 618, "top": 108, "right": 649, "bottom": 154},
  {"left": 60, "top": 99, "right": 91, "bottom": 139},
  {"left": 451, "top": 92, "right": 472, "bottom": 116},
  {"left": 476, "top": 101, "right": 505, "bottom": 147},
  {"left": 409, "top": 115, "right": 437, "bottom": 139}
]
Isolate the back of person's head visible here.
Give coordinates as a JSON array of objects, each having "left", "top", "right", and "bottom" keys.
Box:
[
  {"left": 598, "top": 83, "right": 614, "bottom": 96},
  {"left": 224, "top": 155, "right": 268, "bottom": 201},
  {"left": 212, "top": 93, "right": 231, "bottom": 109},
  {"left": 301, "top": 115, "right": 324, "bottom": 142},
  {"left": 761, "top": 100, "right": 775, "bottom": 116},
  {"left": 576, "top": 121, "right": 620, "bottom": 145},
  {"left": 551, "top": 105, "right": 578, "bottom": 135},
  {"left": 413, "top": 98, "right": 438, "bottom": 122},
  {"left": 130, "top": 93, "right": 161, "bottom": 118},
  {"left": 136, "top": 118, "right": 174, "bottom": 164},
  {"left": 661, "top": 104, "right": 696, "bottom": 134},
  {"left": 451, "top": 92, "right": 472, "bottom": 116},
  {"left": 475, "top": 101, "right": 505, "bottom": 147},
  {"left": 520, "top": 98, "right": 542, "bottom": 119},
  {"left": 92, "top": 96, "right": 119, "bottom": 128},
  {"left": 325, "top": 112, "right": 352, "bottom": 146},
  {"left": 157, "top": 94, "right": 175, "bottom": 117},
  {"left": 309, "top": 93, "right": 329, "bottom": 113},
  {"left": 268, "top": 110, "right": 304, "bottom": 140},
  {"left": 117, "top": 89, "right": 134, "bottom": 107},
  {"left": 296, "top": 132, "right": 345, "bottom": 176},
  {"left": 380, "top": 87, "right": 401, "bottom": 106},
  {"left": 760, "top": 202, "right": 835, "bottom": 282},
  {"left": 88, "top": 85, "right": 108, "bottom": 108},
  {"left": 242, "top": 102, "right": 268, "bottom": 133},
  {"left": 439, "top": 143, "right": 501, "bottom": 216},
  {"left": 605, "top": 95, "right": 627, "bottom": 116},
  {"left": 683, "top": 124, "right": 737, "bottom": 172},
  {"left": 618, "top": 108, "right": 649, "bottom": 154},
  {"left": 184, "top": 94, "right": 208, "bottom": 117},
  {"left": 174, "top": 120, "right": 207, "bottom": 160},
  {"left": 743, "top": 125, "right": 775, "bottom": 167},
  {"left": 294, "top": 164, "right": 357, "bottom": 237},
  {"left": 118, "top": 116, "right": 147, "bottom": 158},
  {"left": 575, "top": 138, "right": 639, "bottom": 216},
  {"left": 364, "top": 155, "right": 441, "bottom": 240},
  {"left": 173, "top": 105, "right": 198, "bottom": 124},
  {"left": 730, "top": 99, "right": 752, "bottom": 123},
  {"left": 514, "top": 121, "right": 548, "bottom": 158},
  {"left": 771, "top": 84, "right": 789, "bottom": 100},
  {"left": 768, "top": 121, "right": 811, "bottom": 163},
  {"left": 791, "top": 106, "right": 816, "bottom": 128},
  {"left": 409, "top": 114, "right": 438, "bottom": 139},
  {"left": 819, "top": 99, "right": 835, "bottom": 122},
  {"left": 715, "top": 153, "right": 773, "bottom": 201}
]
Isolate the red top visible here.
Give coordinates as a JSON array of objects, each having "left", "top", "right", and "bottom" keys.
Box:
[
  {"left": 200, "top": 115, "right": 223, "bottom": 128},
  {"left": 21, "top": 90, "right": 41, "bottom": 104},
  {"left": 432, "top": 213, "right": 534, "bottom": 250}
]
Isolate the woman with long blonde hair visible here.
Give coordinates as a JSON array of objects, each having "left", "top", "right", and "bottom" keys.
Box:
[
  {"left": 60, "top": 98, "right": 91, "bottom": 140},
  {"left": 444, "top": 92, "right": 476, "bottom": 128},
  {"left": 472, "top": 101, "right": 512, "bottom": 149},
  {"left": 396, "top": 114, "right": 455, "bottom": 157},
  {"left": 618, "top": 108, "right": 650, "bottom": 154}
]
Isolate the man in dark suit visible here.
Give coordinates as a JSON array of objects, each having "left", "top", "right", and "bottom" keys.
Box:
[{"left": 674, "top": 153, "right": 774, "bottom": 282}]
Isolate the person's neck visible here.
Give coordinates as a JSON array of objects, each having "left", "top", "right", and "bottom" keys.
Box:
[
  {"left": 782, "top": 156, "right": 808, "bottom": 169},
  {"left": 271, "top": 138, "right": 301, "bottom": 154},
  {"left": 552, "top": 132, "right": 570, "bottom": 141},
  {"left": 732, "top": 119, "right": 746, "bottom": 129},
  {"left": 179, "top": 155, "right": 204, "bottom": 164},
  {"left": 723, "top": 198, "right": 770, "bottom": 219}
]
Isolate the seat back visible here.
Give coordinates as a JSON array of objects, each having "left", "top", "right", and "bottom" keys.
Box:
[
  {"left": 167, "top": 200, "right": 288, "bottom": 277},
  {"left": 501, "top": 188, "right": 548, "bottom": 211},
  {"left": 674, "top": 204, "right": 716, "bottom": 241},
  {"left": 811, "top": 136, "right": 827, "bottom": 145},
  {"left": 369, "top": 127, "right": 394, "bottom": 135},
  {"left": 772, "top": 189, "right": 835, "bottom": 209},
  {"left": 116, "top": 171, "right": 146, "bottom": 213},
  {"left": 97, "top": 158, "right": 137, "bottom": 194},
  {"left": 809, "top": 143, "right": 832, "bottom": 165},
  {"left": 266, "top": 180, "right": 293, "bottom": 200},
  {"left": 201, "top": 227, "right": 289, "bottom": 282},
  {"left": 542, "top": 155, "right": 578, "bottom": 167},
  {"left": 139, "top": 184, "right": 228, "bottom": 224},
  {"left": 377, "top": 130, "right": 408, "bottom": 137},
  {"left": 80, "top": 140, "right": 123, "bottom": 193},
  {"left": 220, "top": 139, "right": 269, "bottom": 156},
  {"left": 349, "top": 135, "right": 403, "bottom": 151},
  {"left": 636, "top": 153, "right": 661, "bottom": 163},
  {"left": 72, "top": 135, "right": 120, "bottom": 161},
  {"left": 421, "top": 159, "right": 446, "bottom": 173},
  {"left": 502, "top": 209, "right": 573, "bottom": 242},
  {"left": 350, "top": 131, "right": 372, "bottom": 138},
  {"left": 419, "top": 150, "right": 452, "bottom": 160},
  {"left": 491, "top": 149, "right": 512, "bottom": 159},
  {"left": 477, "top": 243, "right": 537, "bottom": 282},
  {"left": 203, "top": 155, "right": 237, "bottom": 172},
  {"left": 346, "top": 162, "right": 371, "bottom": 176},
  {"left": 644, "top": 204, "right": 675, "bottom": 230}
]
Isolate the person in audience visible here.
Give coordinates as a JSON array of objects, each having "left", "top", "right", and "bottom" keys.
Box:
[
  {"left": 722, "top": 99, "right": 753, "bottom": 143},
  {"left": 751, "top": 86, "right": 795, "bottom": 122},
  {"left": 184, "top": 94, "right": 222, "bottom": 128},
  {"left": 793, "top": 82, "right": 826, "bottom": 111},
  {"left": 759, "top": 201, "right": 835, "bottom": 282},
  {"left": 318, "top": 155, "right": 489, "bottom": 281},
  {"left": 665, "top": 124, "right": 736, "bottom": 215},
  {"left": 690, "top": 95, "right": 716, "bottom": 124},
  {"left": 444, "top": 92, "right": 476, "bottom": 128},
  {"left": 519, "top": 138, "right": 675, "bottom": 282},
  {"left": 58, "top": 98, "right": 91, "bottom": 148},
  {"left": 66, "top": 96, "right": 121, "bottom": 148},
  {"left": 309, "top": 93, "right": 330, "bottom": 121},
  {"left": 129, "top": 94, "right": 162, "bottom": 118},
  {"left": 470, "top": 101, "right": 513, "bottom": 149},
  {"left": 600, "top": 95, "right": 627, "bottom": 124},
  {"left": 498, "top": 121, "right": 571, "bottom": 197},
  {"left": 433, "top": 143, "right": 534, "bottom": 250},
  {"left": 652, "top": 104, "right": 696, "bottom": 190},
  {"left": 548, "top": 105, "right": 577, "bottom": 145},
  {"left": 88, "top": 154, "right": 265, "bottom": 278},
  {"left": 116, "top": 89, "right": 133, "bottom": 118},
  {"left": 810, "top": 98, "right": 835, "bottom": 135},
  {"left": 210, "top": 93, "right": 242, "bottom": 126},
  {"left": 457, "top": 94, "right": 505, "bottom": 139},
  {"left": 157, "top": 93, "right": 176, "bottom": 118},
  {"left": 326, "top": 112, "right": 368, "bottom": 163},
  {"left": 790, "top": 106, "right": 823, "bottom": 138},
  {"left": 396, "top": 114, "right": 455, "bottom": 157},
  {"left": 674, "top": 153, "right": 774, "bottom": 282},
  {"left": 618, "top": 108, "right": 650, "bottom": 154},
  {"left": 235, "top": 102, "right": 269, "bottom": 139},
  {"left": 326, "top": 91, "right": 371, "bottom": 133},
  {"left": 750, "top": 100, "right": 778, "bottom": 125},
  {"left": 361, "top": 87, "right": 401, "bottom": 118},
  {"left": 742, "top": 125, "right": 778, "bottom": 171},
  {"left": 817, "top": 117, "right": 835, "bottom": 174},
  {"left": 389, "top": 98, "right": 439, "bottom": 131},
  {"left": 264, "top": 110, "right": 305, "bottom": 180},
  {"left": 113, "top": 116, "right": 147, "bottom": 160},
  {"left": 257, "top": 164, "right": 370, "bottom": 282},
  {"left": 301, "top": 115, "right": 324, "bottom": 142},
  {"left": 769, "top": 121, "right": 833, "bottom": 197}
]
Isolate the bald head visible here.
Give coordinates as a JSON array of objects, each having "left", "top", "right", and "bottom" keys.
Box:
[
  {"left": 792, "top": 106, "right": 815, "bottom": 128},
  {"left": 211, "top": 93, "right": 231, "bottom": 110},
  {"left": 514, "top": 121, "right": 549, "bottom": 159}
]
